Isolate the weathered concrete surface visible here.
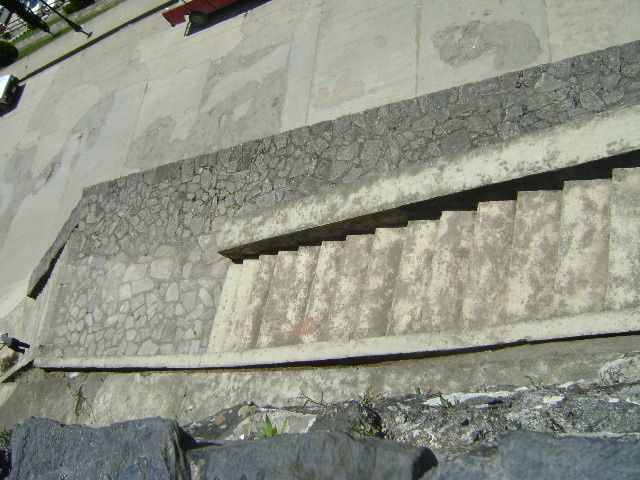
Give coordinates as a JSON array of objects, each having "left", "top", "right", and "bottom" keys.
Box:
[
  {"left": 1, "top": 336, "right": 639, "bottom": 428},
  {"left": 546, "top": 0, "right": 640, "bottom": 62},
  {"left": 462, "top": 201, "right": 516, "bottom": 326},
  {"left": 554, "top": 179, "right": 610, "bottom": 315},
  {"left": 607, "top": 167, "right": 640, "bottom": 309},
  {"left": 418, "top": 0, "right": 550, "bottom": 95},
  {"left": 1, "top": 0, "right": 639, "bottom": 320}
]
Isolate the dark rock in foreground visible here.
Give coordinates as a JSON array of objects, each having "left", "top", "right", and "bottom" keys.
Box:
[
  {"left": 188, "top": 431, "right": 434, "bottom": 480},
  {"left": 8, "top": 417, "right": 190, "bottom": 480},
  {"left": 429, "top": 431, "right": 640, "bottom": 480}
]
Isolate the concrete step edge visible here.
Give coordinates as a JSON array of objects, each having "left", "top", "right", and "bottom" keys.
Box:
[{"left": 35, "top": 307, "right": 640, "bottom": 371}]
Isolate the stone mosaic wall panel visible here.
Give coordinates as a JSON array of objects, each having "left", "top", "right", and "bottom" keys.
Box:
[{"left": 39, "top": 40, "right": 640, "bottom": 357}]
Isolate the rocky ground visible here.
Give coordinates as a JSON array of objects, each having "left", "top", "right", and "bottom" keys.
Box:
[
  {"left": 2, "top": 352, "right": 640, "bottom": 478},
  {"left": 185, "top": 352, "right": 640, "bottom": 461}
]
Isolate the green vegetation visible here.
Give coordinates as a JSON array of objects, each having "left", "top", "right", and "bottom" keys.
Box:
[
  {"left": 260, "top": 414, "right": 279, "bottom": 438},
  {"left": 63, "top": 0, "right": 93, "bottom": 15},
  {"left": 0, "top": 40, "right": 19, "bottom": 66},
  {"left": 0, "top": 429, "right": 11, "bottom": 448},
  {"left": 438, "top": 391, "right": 456, "bottom": 408}
]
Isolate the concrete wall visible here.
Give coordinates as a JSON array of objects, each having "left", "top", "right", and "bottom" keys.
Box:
[
  {"left": 29, "top": 40, "right": 640, "bottom": 359},
  {"left": 1, "top": 0, "right": 640, "bottom": 317}
]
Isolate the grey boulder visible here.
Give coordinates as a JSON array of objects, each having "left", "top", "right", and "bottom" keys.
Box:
[
  {"left": 430, "top": 431, "right": 640, "bottom": 479},
  {"left": 9, "top": 417, "right": 190, "bottom": 480},
  {"left": 188, "top": 431, "right": 435, "bottom": 480}
]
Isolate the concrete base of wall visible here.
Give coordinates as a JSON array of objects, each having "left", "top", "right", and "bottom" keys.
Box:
[
  {"left": 35, "top": 306, "right": 640, "bottom": 370},
  {"left": 2, "top": 334, "right": 638, "bottom": 428}
]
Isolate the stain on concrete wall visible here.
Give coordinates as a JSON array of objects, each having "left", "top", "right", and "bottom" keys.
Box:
[
  {"left": 433, "top": 20, "right": 541, "bottom": 69},
  {"left": 0, "top": 147, "right": 38, "bottom": 252}
]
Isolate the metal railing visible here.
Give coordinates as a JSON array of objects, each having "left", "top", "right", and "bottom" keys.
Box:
[{"left": 1, "top": 1, "right": 67, "bottom": 39}]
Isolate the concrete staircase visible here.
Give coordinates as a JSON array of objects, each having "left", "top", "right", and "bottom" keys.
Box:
[{"left": 208, "top": 168, "right": 640, "bottom": 354}]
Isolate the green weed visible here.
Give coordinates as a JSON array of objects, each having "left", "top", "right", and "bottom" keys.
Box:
[{"left": 260, "top": 414, "right": 278, "bottom": 438}]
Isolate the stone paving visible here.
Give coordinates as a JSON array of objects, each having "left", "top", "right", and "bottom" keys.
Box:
[{"left": 35, "top": 40, "right": 640, "bottom": 357}]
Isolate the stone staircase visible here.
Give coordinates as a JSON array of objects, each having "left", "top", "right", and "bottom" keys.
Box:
[{"left": 208, "top": 168, "right": 640, "bottom": 355}]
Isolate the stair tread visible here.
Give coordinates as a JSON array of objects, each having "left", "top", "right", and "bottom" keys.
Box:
[
  {"left": 354, "top": 227, "right": 407, "bottom": 339},
  {"left": 208, "top": 262, "right": 243, "bottom": 352},
  {"left": 607, "top": 167, "right": 640, "bottom": 309},
  {"left": 217, "top": 260, "right": 261, "bottom": 352},
  {"left": 321, "top": 234, "right": 374, "bottom": 341},
  {"left": 462, "top": 200, "right": 517, "bottom": 326},
  {"left": 279, "top": 246, "right": 321, "bottom": 346},
  {"left": 388, "top": 220, "right": 439, "bottom": 335},
  {"left": 423, "top": 211, "right": 476, "bottom": 330},
  {"left": 506, "top": 190, "right": 562, "bottom": 321},
  {"left": 301, "top": 241, "right": 345, "bottom": 343},
  {"left": 554, "top": 179, "right": 611, "bottom": 315},
  {"left": 231, "top": 254, "right": 277, "bottom": 351},
  {"left": 256, "top": 251, "right": 298, "bottom": 348}
]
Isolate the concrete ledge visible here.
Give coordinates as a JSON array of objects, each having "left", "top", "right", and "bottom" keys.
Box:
[
  {"left": 35, "top": 307, "right": 640, "bottom": 371},
  {"left": 219, "top": 104, "right": 640, "bottom": 259}
]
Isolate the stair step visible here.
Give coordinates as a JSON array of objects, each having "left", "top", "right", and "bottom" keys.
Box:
[
  {"left": 229, "top": 254, "right": 277, "bottom": 351},
  {"left": 506, "top": 191, "right": 562, "bottom": 321},
  {"left": 320, "top": 234, "right": 374, "bottom": 341},
  {"left": 208, "top": 262, "right": 243, "bottom": 352},
  {"left": 462, "top": 201, "right": 517, "bottom": 327},
  {"left": 301, "top": 241, "right": 345, "bottom": 343},
  {"left": 216, "top": 259, "right": 261, "bottom": 352},
  {"left": 423, "top": 211, "right": 476, "bottom": 331},
  {"left": 279, "top": 246, "right": 321, "bottom": 345},
  {"left": 354, "top": 227, "right": 407, "bottom": 339},
  {"left": 607, "top": 167, "right": 640, "bottom": 309},
  {"left": 388, "top": 220, "right": 439, "bottom": 335},
  {"left": 256, "top": 251, "right": 298, "bottom": 348},
  {"left": 554, "top": 179, "right": 611, "bottom": 315}
]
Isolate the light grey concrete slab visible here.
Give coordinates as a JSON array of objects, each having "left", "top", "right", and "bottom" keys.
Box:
[
  {"left": 423, "top": 211, "right": 475, "bottom": 331},
  {"left": 238, "top": 254, "right": 278, "bottom": 350},
  {"left": 35, "top": 306, "right": 640, "bottom": 372},
  {"left": 207, "top": 262, "right": 242, "bottom": 352},
  {"left": 607, "top": 168, "right": 640, "bottom": 310},
  {"left": 307, "top": 0, "right": 418, "bottom": 124},
  {"left": 462, "top": 201, "right": 516, "bottom": 327},
  {"left": 388, "top": 220, "right": 439, "bottom": 336},
  {"left": 256, "top": 251, "right": 298, "bottom": 348},
  {"left": 219, "top": 260, "right": 260, "bottom": 352},
  {"left": 301, "top": 241, "right": 344, "bottom": 344},
  {"left": 218, "top": 104, "right": 640, "bottom": 256},
  {"left": 354, "top": 227, "right": 406, "bottom": 339},
  {"left": 554, "top": 179, "right": 611, "bottom": 315},
  {"left": 85, "top": 371, "right": 188, "bottom": 425},
  {"left": 279, "top": 0, "right": 323, "bottom": 131},
  {"left": 322, "top": 234, "right": 374, "bottom": 342},
  {"left": 279, "top": 246, "right": 321, "bottom": 346},
  {"left": 546, "top": 0, "right": 640, "bottom": 62},
  {"left": 506, "top": 191, "right": 562, "bottom": 321},
  {"left": 417, "top": 0, "right": 550, "bottom": 95}
]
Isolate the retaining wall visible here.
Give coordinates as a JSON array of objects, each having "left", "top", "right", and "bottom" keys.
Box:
[{"left": 36, "top": 40, "right": 640, "bottom": 358}]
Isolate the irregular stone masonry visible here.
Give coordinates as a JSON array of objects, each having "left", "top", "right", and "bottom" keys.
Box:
[{"left": 36, "top": 40, "right": 640, "bottom": 357}]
